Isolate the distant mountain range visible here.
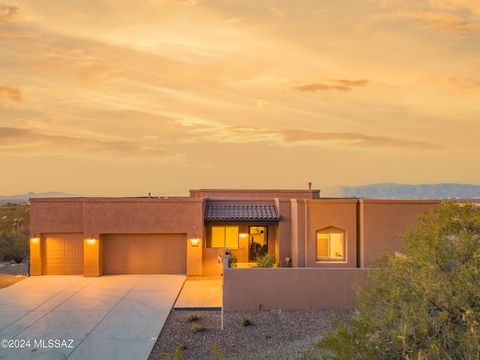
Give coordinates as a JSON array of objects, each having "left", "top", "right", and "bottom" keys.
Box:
[
  {"left": 0, "top": 192, "right": 78, "bottom": 204},
  {"left": 1, "top": 184, "right": 479, "bottom": 204},
  {"left": 324, "top": 183, "right": 480, "bottom": 199}
]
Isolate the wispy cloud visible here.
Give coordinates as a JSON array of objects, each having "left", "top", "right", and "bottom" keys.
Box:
[
  {"left": 280, "top": 129, "right": 441, "bottom": 150},
  {"left": 0, "top": 127, "right": 181, "bottom": 159},
  {"left": 294, "top": 79, "right": 370, "bottom": 92},
  {"left": 0, "top": 86, "right": 22, "bottom": 105},
  {"left": 0, "top": 4, "right": 22, "bottom": 23},
  {"left": 382, "top": 10, "right": 474, "bottom": 33},
  {"left": 186, "top": 125, "right": 440, "bottom": 150},
  {"left": 331, "top": 79, "right": 370, "bottom": 87},
  {"left": 269, "top": 6, "right": 285, "bottom": 18}
]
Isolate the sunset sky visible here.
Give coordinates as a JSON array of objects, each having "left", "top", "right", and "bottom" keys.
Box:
[{"left": 1, "top": 0, "right": 479, "bottom": 196}]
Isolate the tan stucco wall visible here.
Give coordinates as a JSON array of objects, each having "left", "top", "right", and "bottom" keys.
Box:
[
  {"left": 84, "top": 236, "right": 101, "bottom": 277},
  {"left": 30, "top": 198, "right": 204, "bottom": 276},
  {"left": 223, "top": 268, "right": 369, "bottom": 310},
  {"left": 276, "top": 199, "right": 292, "bottom": 266},
  {"left": 190, "top": 189, "right": 320, "bottom": 199},
  {"left": 29, "top": 237, "right": 42, "bottom": 275},
  {"left": 360, "top": 199, "right": 440, "bottom": 267},
  {"left": 30, "top": 192, "right": 446, "bottom": 277},
  {"left": 202, "top": 248, "right": 224, "bottom": 276},
  {"left": 304, "top": 200, "right": 358, "bottom": 268},
  {"left": 290, "top": 199, "right": 306, "bottom": 267}
]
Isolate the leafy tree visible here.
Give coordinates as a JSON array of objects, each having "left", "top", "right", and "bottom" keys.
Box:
[{"left": 313, "top": 202, "right": 480, "bottom": 360}]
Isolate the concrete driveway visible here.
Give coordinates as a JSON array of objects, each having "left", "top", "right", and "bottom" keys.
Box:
[{"left": 0, "top": 275, "right": 185, "bottom": 360}]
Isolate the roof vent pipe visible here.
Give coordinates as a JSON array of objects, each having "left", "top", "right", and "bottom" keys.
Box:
[{"left": 308, "top": 182, "right": 312, "bottom": 190}]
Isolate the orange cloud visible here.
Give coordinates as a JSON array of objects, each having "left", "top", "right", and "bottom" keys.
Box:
[
  {"left": 0, "top": 4, "right": 23, "bottom": 23},
  {"left": 332, "top": 79, "right": 370, "bottom": 87},
  {"left": 294, "top": 79, "right": 370, "bottom": 92},
  {"left": 0, "top": 127, "right": 179, "bottom": 159},
  {"left": 0, "top": 86, "right": 22, "bottom": 104},
  {"left": 280, "top": 129, "right": 441, "bottom": 150},
  {"left": 189, "top": 126, "right": 440, "bottom": 151},
  {"left": 294, "top": 83, "right": 350, "bottom": 92},
  {"left": 394, "top": 10, "right": 473, "bottom": 33}
]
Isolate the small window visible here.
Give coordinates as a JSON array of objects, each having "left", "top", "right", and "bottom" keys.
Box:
[
  {"left": 208, "top": 226, "right": 239, "bottom": 249},
  {"left": 316, "top": 227, "right": 345, "bottom": 261}
]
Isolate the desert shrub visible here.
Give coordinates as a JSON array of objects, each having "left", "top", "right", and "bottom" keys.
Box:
[
  {"left": 0, "top": 204, "right": 29, "bottom": 263},
  {"left": 241, "top": 318, "right": 253, "bottom": 327},
  {"left": 229, "top": 254, "right": 238, "bottom": 268},
  {"left": 191, "top": 323, "right": 206, "bottom": 333},
  {"left": 0, "top": 234, "right": 27, "bottom": 263},
  {"left": 187, "top": 314, "right": 200, "bottom": 322},
  {"left": 312, "top": 202, "right": 480, "bottom": 360},
  {"left": 210, "top": 344, "right": 226, "bottom": 360},
  {"left": 174, "top": 348, "right": 185, "bottom": 360},
  {"left": 256, "top": 254, "right": 276, "bottom": 268}
]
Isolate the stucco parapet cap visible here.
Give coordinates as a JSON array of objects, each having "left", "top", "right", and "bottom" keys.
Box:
[
  {"left": 359, "top": 198, "right": 442, "bottom": 204},
  {"left": 306, "top": 198, "right": 360, "bottom": 204},
  {"left": 29, "top": 197, "right": 201, "bottom": 203},
  {"left": 193, "top": 189, "right": 319, "bottom": 193}
]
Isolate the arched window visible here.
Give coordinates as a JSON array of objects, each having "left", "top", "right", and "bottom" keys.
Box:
[{"left": 316, "top": 227, "right": 345, "bottom": 261}]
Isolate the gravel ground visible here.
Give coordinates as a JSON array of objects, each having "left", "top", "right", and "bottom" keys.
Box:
[
  {"left": 149, "top": 309, "right": 351, "bottom": 360},
  {"left": 0, "top": 262, "right": 28, "bottom": 275}
]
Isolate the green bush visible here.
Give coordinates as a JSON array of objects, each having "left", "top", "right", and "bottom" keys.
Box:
[
  {"left": 241, "top": 318, "right": 253, "bottom": 327},
  {"left": 313, "top": 202, "right": 480, "bottom": 359},
  {"left": 0, "top": 234, "right": 27, "bottom": 263},
  {"left": 174, "top": 348, "right": 185, "bottom": 360},
  {"left": 229, "top": 254, "right": 238, "bottom": 268},
  {"left": 210, "top": 344, "right": 226, "bottom": 360},
  {"left": 0, "top": 204, "right": 30, "bottom": 263},
  {"left": 191, "top": 323, "right": 206, "bottom": 333},
  {"left": 187, "top": 314, "right": 200, "bottom": 322},
  {"left": 256, "top": 254, "right": 276, "bottom": 268}
]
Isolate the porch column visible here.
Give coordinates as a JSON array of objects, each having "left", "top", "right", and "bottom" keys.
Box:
[
  {"left": 29, "top": 234, "right": 43, "bottom": 275},
  {"left": 276, "top": 199, "right": 292, "bottom": 266},
  {"left": 84, "top": 234, "right": 102, "bottom": 277}
]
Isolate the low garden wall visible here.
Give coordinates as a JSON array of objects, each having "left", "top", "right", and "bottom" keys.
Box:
[{"left": 223, "top": 268, "right": 369, "bottom": 311}]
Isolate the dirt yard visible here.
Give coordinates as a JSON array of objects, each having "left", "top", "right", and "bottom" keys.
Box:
[
  {"left": 0, "top": 274, "right": 25, "bottom": 289},
  {"left": 149, "top": 309, "right": 351, "bottom": 360},
  {"left": 0, "top": 262, "right": 27, "bottom": 288}
]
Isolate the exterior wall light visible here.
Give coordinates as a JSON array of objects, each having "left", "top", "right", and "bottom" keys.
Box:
[
  {"left": 86, "top": 238, "right": 96, "bottom": 244},
  {"left": 31, "top": 237, "right": 40, "bottom": 243},
  {"left": 190, "top": 238, "right": 200, "bottom": 247},
  {"left": 239, "top": 233, "right": 248, "bottom": 239}
]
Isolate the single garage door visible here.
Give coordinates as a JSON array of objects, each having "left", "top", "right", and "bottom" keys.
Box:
[
  {"left": 44, "top": 233, "right": 84, "bottom": 275},
  {"left": 103, "top": 233, "right": 187, "bottom": 274}
]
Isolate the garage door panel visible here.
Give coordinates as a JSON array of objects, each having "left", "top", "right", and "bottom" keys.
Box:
[
  {"left": 44, "top": 233, "right": 84, "bottom": 275},
  {"left": 103, "top": 234, "right": 186, "bottom": 274}
]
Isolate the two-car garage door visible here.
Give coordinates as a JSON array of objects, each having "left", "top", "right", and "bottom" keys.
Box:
[
  {"left": 103, "top": 234, "right": 187, "bottom": 274},
  {"left": 43, "top": 233, "right": 186, "bottom": 275}
]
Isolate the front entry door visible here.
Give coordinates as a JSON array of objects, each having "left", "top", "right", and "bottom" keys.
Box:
[{"left": 249, "top": 226, "right": 268, "bottom": 261}]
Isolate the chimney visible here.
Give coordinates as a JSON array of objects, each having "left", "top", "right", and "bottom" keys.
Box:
[{"left": 308, "top": 182, "right": 312, "bottom": 190}]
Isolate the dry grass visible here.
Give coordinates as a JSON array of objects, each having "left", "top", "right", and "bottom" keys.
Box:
[{"left": 0, "top": 274, "right": 25, "bottom": 289}]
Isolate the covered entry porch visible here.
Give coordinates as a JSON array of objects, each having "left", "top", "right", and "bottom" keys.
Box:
[{"left": 201, "top": 201, "right": 280, "bottom": 275}]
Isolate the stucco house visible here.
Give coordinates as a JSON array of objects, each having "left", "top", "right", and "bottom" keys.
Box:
[{"left": 29, "top": 188, "right": 440, "bottom": 276}]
